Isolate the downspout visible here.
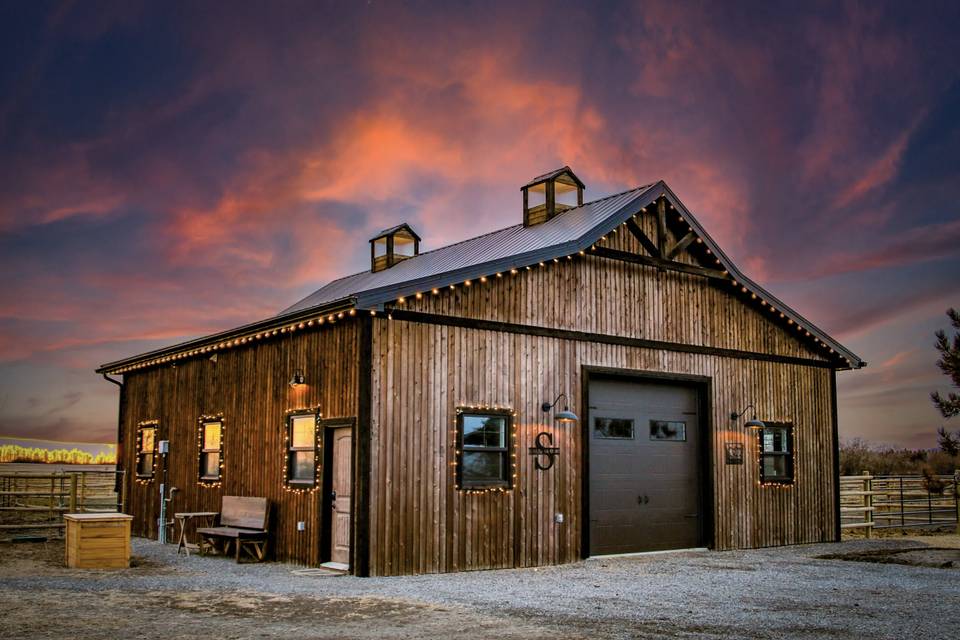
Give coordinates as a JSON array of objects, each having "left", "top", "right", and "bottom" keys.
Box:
[{"left": 102, "top": 374, "right": 125, "bottom": 500}]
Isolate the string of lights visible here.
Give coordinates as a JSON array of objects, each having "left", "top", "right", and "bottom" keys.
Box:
[
  {"left": 453, "top": 405, "right": 518, "bottom": 495},
  {"left": 197, "top": 414, "right": 224, "bottom": 488},
  {"left": 134, "top": 420, "right": 159, "bottom": 485},
  {"left": 281, "top": 408, "right": 324, "bottom": 494}
]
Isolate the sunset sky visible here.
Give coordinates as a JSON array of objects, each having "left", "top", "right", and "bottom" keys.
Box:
[{"left": 1, "top": 1, "right": 958, "bottom": 448}]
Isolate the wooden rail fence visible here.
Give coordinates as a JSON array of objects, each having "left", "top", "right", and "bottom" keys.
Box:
[
  {"left": 0, "top": 470, "right": 125, "bottom": 540},
  {"left": 840, "top": 471, "right": 959, "bottom": 537}
]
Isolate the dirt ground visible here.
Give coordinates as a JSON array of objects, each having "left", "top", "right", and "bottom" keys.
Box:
[{"left": 2, "top": 536, "right": 959, "bottom": 639}]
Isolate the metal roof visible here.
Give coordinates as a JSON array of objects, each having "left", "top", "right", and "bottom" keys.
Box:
[
  {"left": 97, "top": 179, "right": 865, "bottom": 373},
  {"left": 520, "top": 166, "right": 585, "bottom": 190},
  {"left": 281, "top": 185, "right": 651, "bottom": 314}
]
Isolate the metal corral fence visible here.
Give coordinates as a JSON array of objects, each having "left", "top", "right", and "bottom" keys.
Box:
[
  {"left": 840, "top": 471, "right": 959, "bottom": 537},
  {"left": 0, "top": 470, "right": 125, "bottom": 540}
]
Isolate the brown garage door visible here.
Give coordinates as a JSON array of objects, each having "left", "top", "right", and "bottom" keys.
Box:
[{"left": 588, "top": 379, "right": 703, "bottom": 555}]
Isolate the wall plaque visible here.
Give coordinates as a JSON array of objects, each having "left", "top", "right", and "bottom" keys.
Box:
[{"left": 725, "top": 442, "right": 744, "bottom": 465}]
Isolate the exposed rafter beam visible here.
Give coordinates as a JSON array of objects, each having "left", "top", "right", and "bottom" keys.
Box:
[
  {"left": 592, "top": 246, "right": 728, "bottom": 280},
  {"left": 625, "top": 218, "right": 660, "bottom": 258},
  {"left": 666, "top": 231, "right": 697, "bottom": 260}
]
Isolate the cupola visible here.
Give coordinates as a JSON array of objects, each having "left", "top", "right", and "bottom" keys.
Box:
[
  {"left": 370, "top": 223, "right": 421, "bottom": 272},
  {"left": 521, "top": 166, "right": 584, "bottom": 226}
]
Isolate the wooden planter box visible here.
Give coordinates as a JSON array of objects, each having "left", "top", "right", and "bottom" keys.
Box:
[{"left": 64, "top": 513, "right": 133, "bottom": 569}]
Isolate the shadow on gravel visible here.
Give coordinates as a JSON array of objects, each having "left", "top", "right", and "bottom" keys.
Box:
[{"left": 816, "top": 547, "right": 960, "bottom": 569}]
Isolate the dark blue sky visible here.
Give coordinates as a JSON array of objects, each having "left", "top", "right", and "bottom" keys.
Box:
[{"left": 1, "top": 1, "right": 959, "bottom": 447}]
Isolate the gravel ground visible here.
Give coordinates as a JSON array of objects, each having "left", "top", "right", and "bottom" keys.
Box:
[{"left": 2, "top": 536, "right": 959, "bottom": 639}]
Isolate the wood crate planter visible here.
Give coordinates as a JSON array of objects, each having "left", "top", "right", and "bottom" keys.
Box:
[{"left": 64, "top": 513, "right": 133, "bottom": 569}]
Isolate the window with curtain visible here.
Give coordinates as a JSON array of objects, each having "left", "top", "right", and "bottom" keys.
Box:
[
  {"left": 287, "top": 413, "right": 318, "bottom": 485},
  {"left": 137, "top": 424, "right": 156, "bottom": 478},
  {"left": 199, "top": 420, "right": 223, "bottom": 482}
]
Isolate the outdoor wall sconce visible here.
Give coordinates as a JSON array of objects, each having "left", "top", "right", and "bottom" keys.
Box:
[
  {"left": 289, "top": 369, "right": 305, "bottom": 388},
  {"left": 529, "top": 393, "right": 578, "bottom": 471},
  {"left": 541, "top": 393, "right": 579, "bottom": 424},
  {"left": 731, "top": 404, "right": 766, "bottom": 430}
]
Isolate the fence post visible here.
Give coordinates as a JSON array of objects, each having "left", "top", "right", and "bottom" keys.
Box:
[
  {"left": 120, "top": 470, "right": 127, "bottom": 514},
  {"left": 68, "top": 474, "right": 78, "bottom": 514},
  {"left": 862, "top": 469, "right": 873, "bottom": 538},
  {"left": 955, "top": 469, "right": 959, "bottom": 536}
]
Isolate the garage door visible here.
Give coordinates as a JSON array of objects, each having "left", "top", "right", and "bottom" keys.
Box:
[{"left": 588, "top": 379, "right": 703, "bottom": 555}]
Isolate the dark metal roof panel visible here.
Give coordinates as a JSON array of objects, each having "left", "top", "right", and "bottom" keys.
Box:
[{"left": 282, "top": 186, "right": 652, "bottom": 314}]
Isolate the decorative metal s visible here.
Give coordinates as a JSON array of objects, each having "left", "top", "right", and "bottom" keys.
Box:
[{"left": 528, "top": 431, "right": 561, "bottom": 471}]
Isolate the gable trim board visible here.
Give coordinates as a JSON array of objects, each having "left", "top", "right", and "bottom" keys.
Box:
[{"left": 97, "top": 180, "right": 863, "bottom": 375}]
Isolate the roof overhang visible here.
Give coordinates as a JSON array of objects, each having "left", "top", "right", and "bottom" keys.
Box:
[
  {"left": 97, "top": 180, "right": 865, "bottom": 375},
  {"left": 95, "top": 297, "right": 357, "bottom": 375}
]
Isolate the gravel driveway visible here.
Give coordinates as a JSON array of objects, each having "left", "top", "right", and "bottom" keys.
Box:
[{"left": 2, "top": 536, "right": 958, "bottom": 639}]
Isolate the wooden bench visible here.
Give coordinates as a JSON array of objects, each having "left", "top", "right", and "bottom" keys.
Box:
[{"left": 197, "top": 496, "right": 270, "bottom": 563}]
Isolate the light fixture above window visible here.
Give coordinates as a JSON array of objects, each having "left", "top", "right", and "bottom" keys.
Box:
[
  {"left": 731, "top": 404, "right": 765, "bottom": 430},
  {"left": 289, "top": 370, "right": 305, "bottom": 388}
]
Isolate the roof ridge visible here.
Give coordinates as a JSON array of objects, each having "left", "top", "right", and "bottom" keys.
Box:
[
  {"left": 314, "top": 185, "right": 652, "bottom": 287},
  {"left": 383, "top": 185, "right": 651, "bottom": 261}
]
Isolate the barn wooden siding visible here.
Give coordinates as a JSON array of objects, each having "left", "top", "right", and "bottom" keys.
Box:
[
  {"left": 368, "top": 252, "right": 836, "bottom": 575},
  {"left": 119, "top": 321, "right": 358, "bottom": 566},
  {"left": 401, "top": 251, "right": 827, "bottom": 364}
]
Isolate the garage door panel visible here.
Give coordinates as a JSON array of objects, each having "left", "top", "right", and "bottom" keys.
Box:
[{"left": 589, "top": 379, "right": 703, "bottom": 555}]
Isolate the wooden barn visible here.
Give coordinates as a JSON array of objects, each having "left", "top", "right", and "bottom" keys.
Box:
[{"left": 97, "top": 167, "right": 865, "bottom": 576}]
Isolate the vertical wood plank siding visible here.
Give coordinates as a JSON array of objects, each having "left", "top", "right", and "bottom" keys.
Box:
[
  {"left": 119, "top": 322, "right": 358, "bottom": 566},
  {"left": 403, "top": 255, "right": 828, "bottom": 362},
  {"left": 369, "top": 252, "right": 836, "bottom": 575}
]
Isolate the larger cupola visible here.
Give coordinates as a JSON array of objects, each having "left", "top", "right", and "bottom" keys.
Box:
[
  {"left": 370, "top": 223, "right": 421, "bottom": 272},
  {"left": 521, "top": 166, "right": 584, "bottom": 226}
]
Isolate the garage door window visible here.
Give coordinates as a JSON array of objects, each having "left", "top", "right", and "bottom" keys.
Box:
[
  {"left": 594, "top": 417, "right": 634, "bottom": 439},
  {"left": 456, "top": 410, "right": 512, "bottom": 489},
  {"left": 759, "top": 423, "right": 793, "bottom": 485},
  {"left": 650, "top": 420, "right": 686, "bottom": 441}
]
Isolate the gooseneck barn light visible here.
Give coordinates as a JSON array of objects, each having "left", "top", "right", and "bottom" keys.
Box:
[
  {"left": 289, "top": 369, "right": 305, "bottom": 388},
  {"left": 541, "top": 393, "right": 579, "bottom": 424},
  {"left": 731, "top": 404, "right": 766, "bottom": 430}
]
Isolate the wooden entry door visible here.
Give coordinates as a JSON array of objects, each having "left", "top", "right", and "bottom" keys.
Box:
[{"left": 328, "top": 426, "right": 352, "bottom": 565}]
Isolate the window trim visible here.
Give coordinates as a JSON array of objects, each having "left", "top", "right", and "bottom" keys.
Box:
[
  {"left": 758, "top": 421, "right": 794, "bottom": 486},
  {"left": 285, "top": 410, "right": 321, "bottom": 487},
  {"left": 455, "top": 408, "right": 514, "bottom": 490},
  {"left": 197, "top": 415, "right": 224, "bottom": 484},
  {"left": 136, "top": 421, "right": 158, "bottom": 480}
]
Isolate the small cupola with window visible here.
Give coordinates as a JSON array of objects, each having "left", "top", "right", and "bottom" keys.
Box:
[
  {"left": 370, "top": 223, "right": 421, "bottom": 272},
  {"left": 521, "top": 166, "right": 585, "bottom": 226}
]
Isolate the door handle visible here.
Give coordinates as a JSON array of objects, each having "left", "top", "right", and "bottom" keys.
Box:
[
  {"left": 637, "top": 495, "right": 649, "bottom": 505},
  {"left": 331, "top": 490, "right": 337, "bottom": 505}
]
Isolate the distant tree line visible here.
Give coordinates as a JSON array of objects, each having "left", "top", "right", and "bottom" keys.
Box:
[
  {"left": 839, "top": 438, "right": 956, "bottom": 476},
  {"left": 841, "top": 309, "right": 960, "bottom": 477},
  {"left": 0, "top": 444, "right": 116, "bottom": 465}
]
